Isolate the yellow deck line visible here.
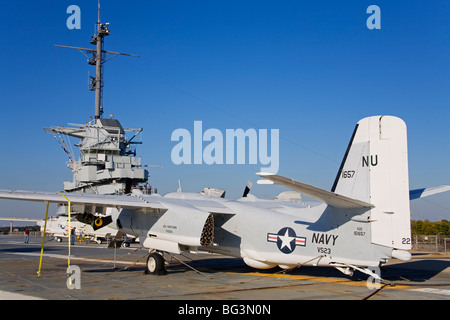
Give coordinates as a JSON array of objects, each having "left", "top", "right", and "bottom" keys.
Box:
[{"left": 240, "top": 272, "right": 412, "bottom": 290}]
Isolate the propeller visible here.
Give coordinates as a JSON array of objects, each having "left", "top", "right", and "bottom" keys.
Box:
[
  {"left": 243, "top": 181, "right": 253, "bottom": 198},
  {"left": 76, "top": 212, "right": 112, "bottom": 231}
]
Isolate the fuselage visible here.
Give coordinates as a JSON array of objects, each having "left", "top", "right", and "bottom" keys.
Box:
[{"left": 112, "top": 192, "right": 394, "bottom": 270}]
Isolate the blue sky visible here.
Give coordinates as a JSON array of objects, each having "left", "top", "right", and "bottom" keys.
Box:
[{"left": 0, "top": 0, "right": 449, "bottom": 223}]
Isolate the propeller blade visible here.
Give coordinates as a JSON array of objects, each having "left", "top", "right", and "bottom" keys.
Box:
[{"left": 243, "top": 181, "right": 253, "bottom": 197}]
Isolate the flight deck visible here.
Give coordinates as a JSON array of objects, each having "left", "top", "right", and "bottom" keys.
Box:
[{"left": 0, "top": 235, "right": 449, "bottom": 301}]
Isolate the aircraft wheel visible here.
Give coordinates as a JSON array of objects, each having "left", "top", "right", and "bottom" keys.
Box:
[{"left": 146, "top": 252, "right": 166, "bottom": 275}]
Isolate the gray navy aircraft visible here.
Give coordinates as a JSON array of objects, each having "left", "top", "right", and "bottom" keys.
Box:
[
  {"left": 1, "top": 4, "right": 449, "bottom": 282},
  {"left": 1, "top": 115, "right": 449, "bottom": 281}
]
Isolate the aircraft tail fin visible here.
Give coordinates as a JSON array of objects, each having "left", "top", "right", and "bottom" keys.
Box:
[{"left": 332, "top": 116, "right": 411, "bottom": 250}]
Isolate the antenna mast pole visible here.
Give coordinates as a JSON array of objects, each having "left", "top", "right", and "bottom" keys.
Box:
[
  {"left": 54, "top": 1, "right": 139, "bottom": 120},
  {"left": 98, "top": 0, "right": 101, "bottom": 25}
]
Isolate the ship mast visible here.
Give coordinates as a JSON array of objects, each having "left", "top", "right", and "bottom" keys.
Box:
[
  {"left": 93, "top": 0, "right": 108, "bottom": 120},
  {"left": 54, "top": 1, "right": 139, "bottom": 120}
]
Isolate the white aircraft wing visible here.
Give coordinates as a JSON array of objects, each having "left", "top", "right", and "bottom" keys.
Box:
[
  {"left": 256, "top": 172, "right": 374, "bottom": 209},
  {"left": 0, "top": 190, "right": 234, "bottom": 214},
  {"left": 0, "top": 190, "right": 166, "bottom": 209},
  {"left": 409, "top": 185, "right": 450, "bottom": 200},
  {"left": 0, "top": 217, "right": 41, "bottom": 222}
]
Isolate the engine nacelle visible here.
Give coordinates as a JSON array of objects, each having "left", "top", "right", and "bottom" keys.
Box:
[{"left": 117, "top": 203, "right": 214, "bottom": 253}]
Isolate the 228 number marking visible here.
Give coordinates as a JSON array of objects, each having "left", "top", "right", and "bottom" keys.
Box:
[{"left": 341, "top": 170, "right": 355, "bottom": 178}]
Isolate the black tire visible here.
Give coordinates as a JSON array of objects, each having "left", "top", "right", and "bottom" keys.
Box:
[{"left": 146, "top": 252, "right": 166, "bottom": 275}]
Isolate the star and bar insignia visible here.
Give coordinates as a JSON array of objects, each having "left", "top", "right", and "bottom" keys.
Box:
[{"left": 267, "top": 227, "right": 306, "bottom": 254}]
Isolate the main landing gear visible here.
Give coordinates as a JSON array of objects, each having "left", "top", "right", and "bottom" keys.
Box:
[{"left": 145, "top": 252, "right": 166, "bottom": 275}]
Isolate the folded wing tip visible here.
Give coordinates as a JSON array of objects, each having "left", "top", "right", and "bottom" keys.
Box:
[
  {"left": 257, "top": 180, "right": 274, "bottom": 185},
  {"left": 256, "top": 172, "right": 274, "bottom": 177}
]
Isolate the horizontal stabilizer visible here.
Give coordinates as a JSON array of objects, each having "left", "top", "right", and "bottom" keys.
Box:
[
  {"left": 257, "top": 172, "right": 373, "bottom": 209},
  {"left": 409, "top": 185, "right": 450, "bottom": 200}
]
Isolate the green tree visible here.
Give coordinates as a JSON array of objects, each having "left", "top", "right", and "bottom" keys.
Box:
[{"left": 410, "top": 219, "right": 450, "bottom": 236}]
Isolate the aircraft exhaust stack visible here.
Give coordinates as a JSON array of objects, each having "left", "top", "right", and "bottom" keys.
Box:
[{"left": 200, "top": 214, "right": 215, "bottom": 246}]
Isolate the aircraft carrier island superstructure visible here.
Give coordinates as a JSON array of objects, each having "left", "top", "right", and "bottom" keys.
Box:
[
  {"left": 45, "top": 118, "right": 149, "bottom": 195},
  {"left": 46, "top": 11, "right": 152, "bottom": 197}
]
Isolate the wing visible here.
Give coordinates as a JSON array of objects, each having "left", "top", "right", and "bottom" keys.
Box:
[
  {"left": 0, "top": 190, "right": 236, "bottom": 256},
  {"left": 0, "top": 190, "right": 166, "bottom": 209},
  {"left": 0, "top": 217, "right": 41, "bottom": 222},
  {"left": 256, "top": 172, "right": 374, "bottom": 209},
  {"left": 0, "top": 190, "right": 234, "bottom": 214},
  {"left": 409, "top": 185, "right": 450, "bottom": 200}
]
